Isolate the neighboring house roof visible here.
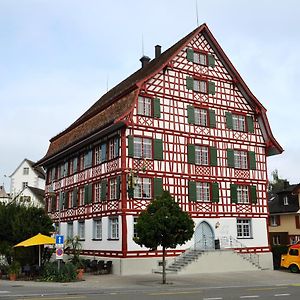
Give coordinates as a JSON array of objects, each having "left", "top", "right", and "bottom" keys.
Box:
[
  {"left": 0, "top": 185, "right": 9, "bottom": 198},
  {"left": 27, "top": 186, "right": 45, "bottom": 205},
  {"left": 10, "top": 158, "right": 46, "bottom": 179},
  {"left": 37, "top": 23, "right": 283, "bottom": 166},
  {"left": 268, "top": 184, "right": 300, "bottom": 214}
]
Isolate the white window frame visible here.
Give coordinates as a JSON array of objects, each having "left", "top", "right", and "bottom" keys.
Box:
[
  {"left": 78, "top": 187, "right": 85, "bottom": 206},
  {"left": 94, "top": 182, "right": 101, "bottom": 203},
  {"left": 93, "top": 219, "right": 102, "bottom": 240},
  {"left": 237, "top": 219, "right": 252, "bottom": 238},
  {"left": 194, "top": 51, "right": 207, "bottom": 66},
  {"left": 67, "top": 222, "right": 74, "bottom": 239},
  {"left": 234, "top": 150, "right": 248, "bottom": 169},
  {"left": 108, "top": 217, "right": 119, "bottom": 240},
  {"left": 109, "top": 178, "right": 118, "bottom": 200},
  {"left": 94, "top": 145, "right": 101, "bottom": 165},
  {"left": 78, "top": 221, "right": 85, "bottom": 240},
  {"left": 273, "top": 235, "right": 280, "bottom": 245},
  {"left": 237, "top": 185, "right": 249, "bottom": 204},
  {"left": 195, "top": 145, "right": 209, "bottom": 165},
  {"left": 194, "top": 108, "right": 208, "bottom": 126},
  {"left": 196, "top": 182, "right": 210, "bottom": 202},
  {"left": 232, "top": 114, "right": 246, "bottom": 131},
  {"left": 22, "top": 182, "right": 28, "bottom": 189},
  {"left": 193, "top": 79, "right": 207, "bottom": 93},
  {"left": 138, "top": 96, "right": 152, "bottom": 116},
  {"left": 270, "top": 215, "right": 278, "bottom": 227},
  {"left": 134, "top": 177, "right": 152, "bottom": 199},
  {"left": 133, "top": 137, "right": 152, "bottom": 159},
  {"left": 23, "top": 167, "right": 29, "bottom": 175},
  {"left": 283, "top": 196, "right": 289, "bottom": 206}
]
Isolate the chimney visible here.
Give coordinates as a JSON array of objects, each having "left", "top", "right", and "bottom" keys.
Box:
[
  {"left": 140, "top": 55, "right": 151, "bottom": 68},
  {"left": 155, "top": 45, "right": 161, "bottom": 58}
]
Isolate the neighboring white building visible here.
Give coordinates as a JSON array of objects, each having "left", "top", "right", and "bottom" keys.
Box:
[
  {"left": 0, "top": 185, "right": 10, "bottom": 204},
  {"left": 9, "top": 159, "right": 46, "bottom": 207}
]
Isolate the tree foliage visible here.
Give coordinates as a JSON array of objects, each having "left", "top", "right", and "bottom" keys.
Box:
[
  {"left": 0, "top": 202, "right": 54, "bottom": 264},
  {"left": 269, "top": 169, "right": 289, "bottom": 192},
  {"left": 134, "top": 190, "right": 194, "bottom": 283}
]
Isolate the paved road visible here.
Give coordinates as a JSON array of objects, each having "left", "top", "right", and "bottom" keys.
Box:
[{"left": 0, "top": 270, "right": 299, "bottom": 299}]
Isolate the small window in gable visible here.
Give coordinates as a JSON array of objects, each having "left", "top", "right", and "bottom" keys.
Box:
[
  {"left": 138, "top": 96, "right": 152, "bottom": 116},
  {"left": 232, "top": 114, "right": 246, "bottom": 131},
  {"left": 194, "top": 108, "right": 208, "bottom": 126},
  {"left": 283, "top": 196, "right": 289, "bottom": 206},
  {"left": 193, "top": 79, "right": 207, "bottom": 93},
  {"left": 194, "top": 51, "right": 207, "bottom": 66}
]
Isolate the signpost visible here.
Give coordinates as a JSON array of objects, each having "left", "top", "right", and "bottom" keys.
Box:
[{"left": 55, "top": 235, "right": 64, "bottom": 262}]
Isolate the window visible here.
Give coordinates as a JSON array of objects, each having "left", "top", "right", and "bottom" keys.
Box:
[
  {"left": 67, "top": 192, "right": 73, "bottom": 209},
  {"left": 22, "top": 182, "right": 28, "bottom": 189},
  {"left": 194, "top": 51, "right": 207, "bottom": 65},
  {"left": 78, "top": 187, "right": 85, "bottom": 206},
  {"left": 67, "top": 222, "right": 74, "bottom": 239},
  {"left": 78, "top": 154, "right": 84, "bottom": 171},
  {"left": 237, "top": 185, "right": 249, "bottom": 204},
  {"left": 133, "top": 137, "right": 152, "bottom": 159},
  {"left": 108, "top": 137, "right": 119, "bottom": 160},
  {"left": 69, "top": 159, "right": 74, "bottom": 175},
  {"left": 108, "top": 217, "right": 119, "bottom": 239},
  {"left": 270, "top": 215, "right": 280, "bottom": 227},
  {"left": 193, "top": 79, "right": 207, "bottom": 93},
  {"left": 283, "top": 196, "right": 289, "bottom": 206},
  {"left": 232, "top": 114, "right": 246, "bottom": 131},
  {"left": 94, "top": 145, "right": 102, "bottom": 165},
  {"left": 272, "top": 235, "right": 281, "bottom": 245},
  {"left": 134, "top": 177, "right": 151, "bottom": 199},
  {"left": 195, "top": 146, "right": 209, "bottom": 165},
  {"left": 94, "top": 182, "right": 101, "bottom": 203},
  {"left": 138, "top": 96, "right": 152, "bottom": 116},
  {"left": 78, "top": 221, "right": 85, "bottom": 240},
  {"left": 93, "top": 219, "right": 102, "bottom": 240},
  {"left": 289, "top": 249, "right": 299, "bottom": 256},
  {"left": 109, "top": 178, "right": 118, "bottom": 200},
  {"left": 194, "top": 108, "right": 208, "bottom": 126},
  {"left": 133, "top": 216, "right": 138, "bottom": 238},
  {"left": 196, "top": 182, "right": 210, "bottom": 202},
  {"left": 23, "top": 167, "right": 29, "bottom": 175},
  {"left": 237, "top": 219, "right": 252, "bottom": 238},
  {"left": 234, "top": 150, "right": 248, "bottom": 169}
]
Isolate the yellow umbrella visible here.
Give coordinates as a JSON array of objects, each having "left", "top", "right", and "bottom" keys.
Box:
[{"left": 14, "top": 233, "right": 55, "bottom": 266}]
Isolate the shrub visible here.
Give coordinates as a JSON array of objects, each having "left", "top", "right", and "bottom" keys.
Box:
[{"left": 40, "top": 261, "right": 77, "bottom": 282}]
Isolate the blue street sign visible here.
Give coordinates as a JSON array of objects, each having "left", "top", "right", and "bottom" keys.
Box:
[{"left": 56, "top": 235, "right": 64, "bottom": 245}]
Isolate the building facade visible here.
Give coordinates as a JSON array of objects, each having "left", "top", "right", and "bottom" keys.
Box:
[{"left": 38, "top": 24, "right": 282, "bottom": 274}]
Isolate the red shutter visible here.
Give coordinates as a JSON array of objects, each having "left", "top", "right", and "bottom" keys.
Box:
[
  {"left": 277, "top": 215, "right": 281, "bottom": 226},
  {"left": 296, "top": 216, "right": 300, "bottom": 229}
]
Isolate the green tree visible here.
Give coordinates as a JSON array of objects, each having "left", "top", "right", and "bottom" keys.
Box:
[
  {"left": 134, "top": 190, "right": 194, "bottom": 284},
  {"left": 0, "top": 203, "right": 54, "bottom": 264}
]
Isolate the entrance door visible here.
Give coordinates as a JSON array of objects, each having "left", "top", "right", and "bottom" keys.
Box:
[{"left": 194, "top": 221, "right": 215, "bottom": 250}]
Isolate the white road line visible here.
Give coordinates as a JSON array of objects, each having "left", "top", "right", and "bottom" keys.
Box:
[
  {"left": 0, "top": 292, "right": 10, "bottom": 294},
  {"left": 203, "top": 298, "right": 223, "bottom": 300},
  {"left": 274, "top": 294, "right": 291, "bottom": 297},
  {"left": 240, "top": 296, "right": 260, "bottom": 299}
]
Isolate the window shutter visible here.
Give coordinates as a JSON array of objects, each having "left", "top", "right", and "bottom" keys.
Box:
[
  {"left": 153, "top": 178, "right": 163, "bottom": 199},
  {"left": 101, "top": 180, "right": 107, "bottom": 201},
  {"left": 250, "top": 185, "right": 257, "bottom": 204},
  {"left": 295, "top": 216, "right": 300, "bottom": 229},
  {"left": 128, "top": 136, "right": 134, "bottom": 157},
  {"left": 73, "top": 158, "right": 78, "bottom": 173},
  {"left": 187, "top": 144, "right": 196, "bottom": 164},
  {"left": 84, "top": 150, "right": 92, "bottom": 169},
  {"left": 59, "top": 192, "right": 64, "bottom": 210},
  {"left": 153, "top": 139, "right": 163, "bottom": 160},
  {"left": 101, "top": 143, "right": 106, "bottom": 162},
  {"left": 211, "top": 182, "right": 219, "bottom": 203},
  {"left": 208, "top": 54, "right": 215, "bottom": 67},
  {"left": 153, "top": 98, "right": 161, "bottom": 118},
  {"left": 186, "top": 76, "right": 194, "bottom": 90},
  {"left": 115, "top": 136, "right": 120, "bottom": 157},
  {"left": 64, "top": 162, "right": 69, "bottom": 176},
  {"left": 248, "top": 151, "right": 256, "bottom": 170},
  {"left": 210, "top": 147, "right": 218, "bottom": 166},
  {"left": 60, "top": 164, "right": 64, "bottom": 178},
  {"left": 188, "top": 181, "right": 196, "bottom": 202},
  {"left": 187, "top": 105, "right": 195, "bottom": 124},
  {"left": 209, "top": 109, "right": 216, "bottom": 128},
  {"left": 51, "top": 167, "right": 56, "bottom": 181},
  {"left": 51, "top": 196, "right": 56, "bottom": 212},
  {"left": 84, "top": 185, "right": 89, "bottom": 205},
  {"left": 277, "top": 215, "right": 281, "bottom": 226},
  {"left": 227, "top": 149, "right": 234, "bottom": 167},
  {"left": 116, "top": 176, "right": 121, "bottom": 200},
  {"left": 230, "top": 184, "right": 238, "bottom": 203},
  {"left": 186, "top": 48, "right": 194, "bottom": 62},
  {"left": 225, "top": 112, "right": 233, "bottom": 129},
  {"left": 65, "top": 192, "right": 69, "bottom": 209},
  {"left": 73, "top": 188, "right": 78, "bottom": 207},
  {"left": 246, "top": 116, "right": 254, "bottom": 133},
  {"left": 208, "top": 81, "right": 215, "bottom": 95}
]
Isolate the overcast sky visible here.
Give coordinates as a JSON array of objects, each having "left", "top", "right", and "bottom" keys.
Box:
[{"left": 1, "top": 0, "right": 299, "bottom": 191}]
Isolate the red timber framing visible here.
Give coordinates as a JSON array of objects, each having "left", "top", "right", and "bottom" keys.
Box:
[{"left": 38, "top": 23, "right": 283, "bottom": 260}]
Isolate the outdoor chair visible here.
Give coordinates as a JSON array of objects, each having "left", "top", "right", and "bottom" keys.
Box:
[
  {"left": 103, "top": 261, "right": 112, "bottom": 274},
  {"left": 97, "top": 260, "right": 105, "bottom": 274},
  {"left": 90, "top": 259, "right": 98, "bottom": 274}
]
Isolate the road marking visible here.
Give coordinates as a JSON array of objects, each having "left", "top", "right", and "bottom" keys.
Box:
[
  {"left": 149, "top": 291, "right": 200, "bottom": 295},
  {"left": 240, "top": 296, "right": 260, "bottom": 299},
  {"left": 0, "top": 292, "right": 10, "bottom": 294},
  {"left": 248, "top": 287, "right": 287, "bottom": 291},
  {"left": 274, "top": 294, "right": 291, "bottom": 297},
  {"left": 203, "top": 298, "right": 223, "bottom": 300},
  {"left": 17, "top": 297, "right": 86, "bottom": 300}
]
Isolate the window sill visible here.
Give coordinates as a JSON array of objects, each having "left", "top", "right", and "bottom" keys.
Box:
[
  {"left": 107, "top": 238, "right": 119, "bottom": 241},
  {"left": 237, "top": 237, "right": 253, "bottom": 240},
  {"left": 92, "top": 238, "right": 102, "bottom": 241}
]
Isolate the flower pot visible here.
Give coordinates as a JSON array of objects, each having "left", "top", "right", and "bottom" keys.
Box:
[
  {"left": 76, "top": 268, "right": 84, "bottom": 280},
  {"left": 9, "top": 273, "right": 17, "bottom": 281}
]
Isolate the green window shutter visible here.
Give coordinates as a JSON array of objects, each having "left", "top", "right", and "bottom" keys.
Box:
[
  {"left": 60, "top": 164, "right": 64, "bottom": 178},
  {"left": 73, "top": 188, "right": 78, "bottom": 207},
  {"left": 248, "top": 151, "right": 256, "bottom": 170},
  {"left": 209, "top": 109, "right": 216, "bottom": 128},
  {"left": 208, "top": 81, "right": 215, "bottom": 95},
  {"left": 188, "top": 181, "right": 196, "bottom": 202},
  {"left": 101, "top": 180, "right": 107, "bottom": 201},
  {"left": 250, "top": 185, "right": 257, "bottom": 204},
  {"left": 153, "top": 98, "right": 161, "bottom": 118},
  {"left": 116, "top": 176, "right": 121, "bottom": 200},
  {"left": 88, "top": 184, "right": 93, "bottom": 203},
  {"left": 84, "top": 185, "right": 89, "bottom": 205},
  {"left": 187, "top": 105, "right": 195, "bottom": 124},
  {"left": 208, "top": 54, "right": 215, "bottom": 67},
  {"left": 227, "top": 149, "right": 234, "bottom": 168},
  {"left": 128, "top": 136, "right": 134, "bottom": 157},
  {"left": 101, "top": 143, "right": 107, "bottom": 162},
  {"left": 210, "top": 147, "right": 218, "bottom": 166},
  {"left": 153, "top": 178, "right": 163, "bottom": 199},
  {"left": 64, "top": 162, "right": 69, "bottom": 176},
  {"left": 186, "top": 76, "right": 194, "bottom": 90},
  {"left": 153, "top": 139, "right": 163, "bottom": 160},
  {"left": 186, "top": 48, "right": 194, "bottom": 62},
  {"left": 246, "top": 116, "right": 254, "bottom": 133},
  {"left": 59, "top": 192, "right": 64, "bottom": 210},
  {"left": 65, "top": 192, "right": 69, "bottom": 209},
  {"left": 225, "top": 112, "right": 233, "bottom": 129},
  {"left": 84, "top": 150, "right": 92, "bottom": 169},
  {"left": 73, "top": 158, "right": 78, "bottom": 173},
  {"left": 211, "top": 182, "right": 219, "bottom": 203},
  {"left": 187, "top": 144, "right": 195, "bottom": 164},
  {"left": 230, "top": 184, "right": 238, "bottom": 203}
]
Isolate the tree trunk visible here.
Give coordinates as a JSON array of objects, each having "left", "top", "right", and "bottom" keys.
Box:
[{"left": 162, "top": 246, "right": 166, "bottom": 284}]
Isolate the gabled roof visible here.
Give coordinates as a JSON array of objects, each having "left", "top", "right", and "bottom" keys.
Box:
[
  {"left": 27, "top": 186, "right": 45, "bottom": 205},
  {"left": 10, "top": 158, "right": 46, "bottom": 179},
  {"left": 38, "top": 23, "right": 283, "bottom": 166}
]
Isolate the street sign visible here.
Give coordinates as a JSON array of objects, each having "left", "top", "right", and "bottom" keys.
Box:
[
  {"left": 56, "top": 247, "right": 64, "bottom": 259},
  {"left": 55, "top": 235, "right": 64, "bottom": 245}
]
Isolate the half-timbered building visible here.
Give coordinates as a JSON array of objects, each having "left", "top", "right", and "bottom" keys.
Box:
[{"left": 37, "top": 24, "right": 283, "bottom": 274}]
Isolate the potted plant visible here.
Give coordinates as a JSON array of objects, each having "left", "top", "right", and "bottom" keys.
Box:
[
  {"left": 8, "top": 261, "right": 21, "bottom": 281},
  {"left": 76, "top": 260, "right": 85, "bottom": 280}
]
